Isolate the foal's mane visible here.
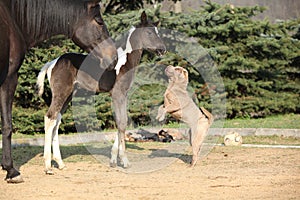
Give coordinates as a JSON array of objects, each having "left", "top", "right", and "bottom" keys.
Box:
[
  {"left": 115, "top": 19, "right": 157, "bottom": 49},
  {"left": 11, "top": 0, "right": 99, "bottom": 43}
]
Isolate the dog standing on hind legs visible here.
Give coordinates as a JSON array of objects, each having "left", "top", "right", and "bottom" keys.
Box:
[{"left": 156, "top": 65, "right": 213, "bottom": 167}]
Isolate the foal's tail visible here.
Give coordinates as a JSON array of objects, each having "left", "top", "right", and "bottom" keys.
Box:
[{"left": 36, "top": 58, "right": 59, "bottom": 97}]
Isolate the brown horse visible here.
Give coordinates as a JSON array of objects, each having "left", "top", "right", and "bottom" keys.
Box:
[
  {"left": 36, "top": 11, "right": 166, "bottom": 173},
  {"left": 0, "top": 0, "right": 117, "bottom": 183}
]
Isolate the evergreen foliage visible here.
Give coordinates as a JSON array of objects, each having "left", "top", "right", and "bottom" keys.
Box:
[
  {"left": 11, "top": 1, "right": 300, "bottom": 134},
  {"left": 158, "top": 1, "right": 300, "bottom": 118},
  {"left": 101, "top": 0, "right": 177, "bottom": 14}
]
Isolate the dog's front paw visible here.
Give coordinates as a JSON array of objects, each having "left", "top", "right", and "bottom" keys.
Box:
[{"left": 156, "top": 114, "right": 165, "bottom": 122}]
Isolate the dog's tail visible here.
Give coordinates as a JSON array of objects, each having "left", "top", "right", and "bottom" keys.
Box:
[
  {"left": 36, "top": 57, "right": 59, "bottom": 97},
  {"left": 200, "top": 107, "right": 214, "bottom": 125}
]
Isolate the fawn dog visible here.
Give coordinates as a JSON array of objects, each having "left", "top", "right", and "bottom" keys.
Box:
[{"left": 156, "top": 65, "right": 213, "bottom": 166}]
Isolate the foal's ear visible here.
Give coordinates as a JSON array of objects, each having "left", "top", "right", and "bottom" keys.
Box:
[
  {"left": 86, "top": 1, "right": 99, "bottom": 14},
  {"left": 153, "top": 21, "right": 160, "bottom": 27},
  {"left": 141, "top": 11, "right": 148, "bottom": 24}
]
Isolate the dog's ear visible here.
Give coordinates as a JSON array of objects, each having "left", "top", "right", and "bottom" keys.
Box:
[
  {"left": 182, "top": 68, "right": 189, "bottom": 81},
  {"left": 175, "top": 66, "right": 188, "bottom": 80}
]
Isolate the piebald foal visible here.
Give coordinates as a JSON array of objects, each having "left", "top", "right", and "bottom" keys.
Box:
[{"left": 37, "top": 12, "right": 166, "bottom": 174}]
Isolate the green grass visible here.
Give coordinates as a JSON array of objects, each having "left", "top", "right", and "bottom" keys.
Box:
[
  {"left": 9, "top": 114, "right": 300, "bottom": 141},
  {"left": 155, "top": 114, "right": 300, "bottom": 129},
  {"left": 241, "top": 135, "right": 300, "bottom": 145},
  {"left": 221, "top": 114, "right": 300, "bottom": 129}
]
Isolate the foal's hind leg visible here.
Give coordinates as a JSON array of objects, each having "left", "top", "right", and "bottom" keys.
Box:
[
  {"left": 44, "top": 114, "right": 57, "bottom": 174},
  {"left": 51, "top": 95, "right": 72, "bottom": 170},
  {"left": 52, "top": 94, "right": 72, "bottom": 169},
  {"left": 44, "top": 94, "right": 71, "bottom": 174},
  {"left": 52, "top": 113, "right": 66, "bottom": 170}
]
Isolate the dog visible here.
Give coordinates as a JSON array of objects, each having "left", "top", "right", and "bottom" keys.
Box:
[{"left": 156, "top": 65, "right": 213, "bottom": 166}]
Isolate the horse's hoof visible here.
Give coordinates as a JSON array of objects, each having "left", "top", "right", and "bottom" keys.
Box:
[
  {"left": 110, "top": 162, "right": 117, "bottom": 168},
  {"left": 6, "top": 175, "right": 24, "bottom": 184},
  {"left": 45, "top": 169, "right": 54, "bottom": 175}
]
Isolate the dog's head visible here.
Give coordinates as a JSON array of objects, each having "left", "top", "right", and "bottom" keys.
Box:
[{"left": 165, "top": 65, "right": 188, "bottom": 87}]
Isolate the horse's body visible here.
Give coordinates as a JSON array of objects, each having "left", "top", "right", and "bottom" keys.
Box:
[
  {"left": 0, "top": 0, "right": 117, "bottom": 183},
  {"left": 37, "top": 12, "right": 166, "bottom": 173}
]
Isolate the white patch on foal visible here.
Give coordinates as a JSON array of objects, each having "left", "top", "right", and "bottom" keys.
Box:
[
  {"left": 155, "top": 27, "right": 159, "bottom": 35},
  {"left": 110, "top": 133, "right": 130, "bottom": 168},
  {"left": 115, "top": 26, "right": 136, "bottom": 75},
  {"left": 44, "top": 113, "right": 65, "bottom": 174},
  {"left": 110, "top": 134, "right": 119, "bottom": 166}
]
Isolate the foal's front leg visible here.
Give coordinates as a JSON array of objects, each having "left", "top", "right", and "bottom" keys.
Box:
[{"left": 110, "top": 92, "right": 131, "bottom": 168}]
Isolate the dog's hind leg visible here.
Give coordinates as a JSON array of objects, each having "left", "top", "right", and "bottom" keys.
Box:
[{"left": 190, "top": 118, "right": 210, "bottom": 167}]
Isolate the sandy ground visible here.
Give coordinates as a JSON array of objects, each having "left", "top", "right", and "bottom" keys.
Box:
[{"left": 0, "top": 146, "right": 299, "bottom": 200}]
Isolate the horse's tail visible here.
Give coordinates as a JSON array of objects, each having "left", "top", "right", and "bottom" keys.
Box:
[{"left": 36, "top": 57, "right": 59, "bottom": 97}]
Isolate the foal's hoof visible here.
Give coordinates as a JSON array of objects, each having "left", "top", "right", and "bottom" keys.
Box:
[
  {"left": 6, "top": 175, "right": 24, "bottom": 184},
  {"left": 45, "top": 169, "right": 54, "bottom": 175},
  {"left": 188, "top": 160, "right": 197, "bottom": 168},
  {"left": 58, "top": 164, "right": 66, "bottom": 170},
  {"left": 122, "top": 162, "right": 132, "bottom": 169},
  {"left": 123, "top": 164, "right": 132, "bottom": 169},
  {"left": 188, "top": 164, "right": 195, "bottom": 168}
]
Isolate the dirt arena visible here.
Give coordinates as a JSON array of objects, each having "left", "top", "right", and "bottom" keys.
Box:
[{"left": 0, "top": 145, "right": 299, "bottom": 200}]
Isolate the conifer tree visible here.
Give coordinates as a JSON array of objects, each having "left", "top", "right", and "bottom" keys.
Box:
[{"left": 14, "top": 1, "right": 300, "bottom": 133}]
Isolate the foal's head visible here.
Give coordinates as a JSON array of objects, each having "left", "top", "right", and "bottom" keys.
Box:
[
  {"left": 129, "top": 11, "right": 166, "bottom": 56},
  {"left": 72, "top": 1, "right": 118, "bottom": 69}
]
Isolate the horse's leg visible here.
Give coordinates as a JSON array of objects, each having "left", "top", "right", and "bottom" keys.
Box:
[
  {"left": 111, "top": 92, "right": 131, "bottom": 168},
  {"left": 0, "top": 72, "right": 23, "bottom": 183},
  {"left": 0, "top": 3, "right": 25, "bottom": 183}
]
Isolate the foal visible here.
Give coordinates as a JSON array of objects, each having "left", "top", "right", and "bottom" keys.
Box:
[{"left": 36, "top": 11, "right": 166, "bottom": 174}]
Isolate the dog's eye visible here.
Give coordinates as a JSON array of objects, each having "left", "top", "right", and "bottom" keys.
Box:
[{"left": 175, "top": 68, "right": 182, "bottom": 74}]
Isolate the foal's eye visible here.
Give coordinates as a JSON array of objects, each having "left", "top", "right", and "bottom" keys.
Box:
[{"left": 94, "top": 16, "right": 104, "bottom": 25}]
